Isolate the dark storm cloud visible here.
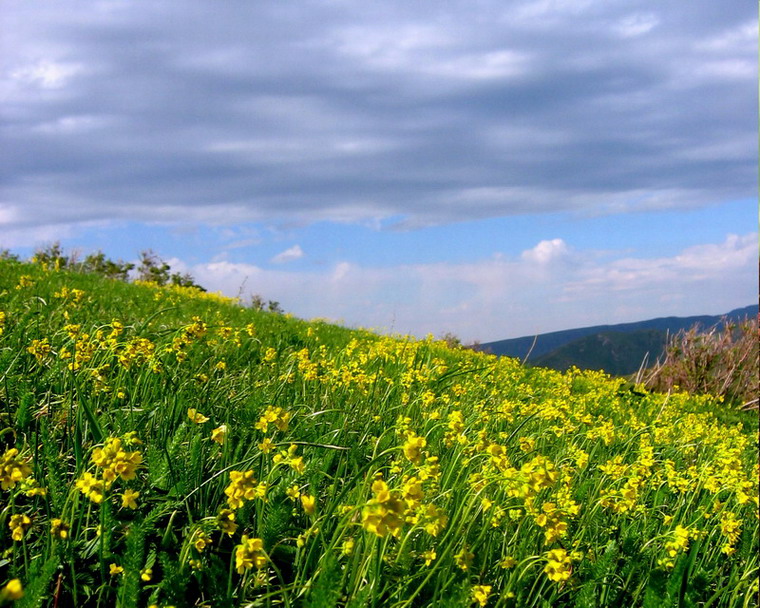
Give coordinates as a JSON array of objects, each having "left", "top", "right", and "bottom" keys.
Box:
[{"left": 1, "top": 0, "right": 755, "bottom": 230}]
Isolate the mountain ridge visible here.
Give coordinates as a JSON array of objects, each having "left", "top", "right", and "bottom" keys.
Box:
[{"left": 476, "top": 304, "right": 758, "bottom": 375}]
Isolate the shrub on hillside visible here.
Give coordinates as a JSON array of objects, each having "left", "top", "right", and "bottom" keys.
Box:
[
  {"left": 643, "top": 315, "right": 759, "bottom": 409},
  {"left": 80, "top": 250, "right": 135, "bottom": 281}
]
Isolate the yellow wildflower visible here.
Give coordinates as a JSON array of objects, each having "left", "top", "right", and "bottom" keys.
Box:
[
  {"left": 224, "top": 470, "right": 265, "bottom": 510},
  {"left": 1, "top": 448, "right": 32, "bottom": 490},
  {"left": 361, "top": 479, "right": 405, "bottom": 538},
  {"left": 187, "top": 408, "right": 209, "bottom": 424},
  {"left": 109, "top": 564, "right": 124, "bottom": 576},
  {"left": 211, "top": 425, "right": 228, "bottom": 445},
  {"left": 719, "top": 511, "right": 741, "bottom": 555},
  {"left": 76, "top": 472, "right": 104, "bottom": 504},
  {"left": 342, "top": 538, "right": 355, "bottom": 555},
  {"left": 121, "top": 489, "right": 140, "bottom": 510},
  {"left": 472, "top": 584, "right": 492, "bottom": 607},
  {"left": 194, "top": 531, "right": 211, "bottom": 552},
  {"left": 544, "top": 548, "right": 572, "bottom": 582},
  {"left": 27, "top": 338, "right": 51, "bottom": 362},
  {"left": 301, "top": 494, "right": 316, "bottom": 515},
  {"left": 402, "top": 432, "right": 427, "bottom": 465},
  {"left": 0, "top": 579, "right": 24, "bottom": 601},
  {"left": 255, "top": 406, "right": 290, "bottom": 433},
  {"left": 50, "top": 518, "right": 70, "bottom": 540},
  {"left": 258, "top": 437, "right": 275, "bottom": 453},
  {"left": 664, "top": 525, "right": 691, "bottom": 558},
  {"left": 235, "top": 536, "right": 267, "bottom": 573},
  {"left": 216, "top": 509, "right": 238, "bottom": 536},
  {"left": 9, "top": 514, "right": 31, "bottom": 541},
  {"left": 91, "top": 437, "right": 142, "bottom": 487}
]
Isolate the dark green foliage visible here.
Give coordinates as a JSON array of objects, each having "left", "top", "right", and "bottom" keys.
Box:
[
  {"left": 117, "top": 518, "right": 149, "bottom": 608},
  {"left": 13, "top": 392, "right": 33, "bottom": 433},
  {"left": 250, "top": 293, "right": 284, "bottom": 313},
  {"left": 136, "top": 249, "right": 206, "bottom": 291},
  {"left": 153, "top": 552, "right": 186, "bottom": 606},
  {"left": 136, "top": 250, "right": 172, "bottom": 286},
  {"left": 79, "top": 251, "right": 134, "bottom": 282},
  {"left": 31, "top": 243, "right": 70, "bottom": 270},
  {"left": 0, "top": 249, "right": 20, "bottom": 262},
  {"left": 304, "top": 554, "right": 342, "bottom": 608},
  {"left": 16, "top": 555, "right": 59, "bottom": 608}
]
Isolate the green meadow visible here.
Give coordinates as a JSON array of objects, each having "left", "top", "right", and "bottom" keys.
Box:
[{"left": 0, "top": 258, "right": 757, "bottom": 607}]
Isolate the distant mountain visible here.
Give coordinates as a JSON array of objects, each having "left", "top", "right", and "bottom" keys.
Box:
[{"left": 476, "top": 305, "right": 758, "bottom": 376}]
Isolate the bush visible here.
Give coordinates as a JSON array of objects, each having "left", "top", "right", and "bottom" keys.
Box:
[{"left": 642, "top": 315, "right": 759, "bottom": 409}]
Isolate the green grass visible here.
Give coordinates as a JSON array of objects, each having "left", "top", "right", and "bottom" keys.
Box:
[{"left": 0, "top": 258, "right": 757, "bottom": 607}]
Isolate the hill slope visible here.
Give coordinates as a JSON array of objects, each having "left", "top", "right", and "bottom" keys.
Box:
[{"left": 0, "top": 259, "right": 757, "bottom": 607}]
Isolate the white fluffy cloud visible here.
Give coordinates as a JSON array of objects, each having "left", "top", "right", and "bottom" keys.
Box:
[
  {"left": 270, "top": 245, "right": 304, "bottom": 264},
  {"left": 190, "top": 233, "right": 757, "bottom": 343},
  {"left": 521, "top": 238, "right": 570, "bottom": 264}
]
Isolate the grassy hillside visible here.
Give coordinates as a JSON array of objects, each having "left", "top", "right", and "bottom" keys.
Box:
[{"left": 0, "top": 259, "right": 757, "bottom": 607}]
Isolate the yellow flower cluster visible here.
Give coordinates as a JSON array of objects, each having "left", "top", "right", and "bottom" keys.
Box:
[
  {"left": 75, "top": 436, "right": 142, "bottom": 504},
  {"left": 9, "top": 514, "right": 32, "bottom": 541},
  {"left": 719, "top": 511, "right": 741, "bottom": 555},
  {"left": 402, "top": 432, "right": 427, "bottom": 465},
  {"left": 117, "top": 337, "right": 157, "bottom": 370},
  {"left": 54, "top": 286, "right": 86, "bottom": 303},
  {"left": 216, "top": 508, "right": 238, "bottom": 536},
  {"left": 472, "top": 584, "right": 492, "bottom": 607},
  {"left": 361, "top": 479, "right": 406, "bottom": 538},
  {"left": 272, "top": 444, "right": 305, "bottom": 474},
  {"left": 255, "top": 406, "right": 291, "bottom": 433},
  {"left": 444, "top": 410, "right": 467, "bottom": 446},
  {"left": 75, "top": 472, "right": 105, "bottom": 503},
  {"left": 658, "top": 525, "right": 699, "bottom": 569},
  {"left": 167, "top": 316, "right": 207, "bottom": 361},
  {"left": 1, "top": 448, "right": 32, "bottom": 490},
  {"left": 50, "top": 518, "right": 70, "bottom": 539},
  {"left": 543, "top": 548, "right": 573, "bottom": 582},
  {"left": 235, "top": 536, "right": 267, "bottom": 573},
  {"left": 91, "top": 437, "right": 143, "bottom": 486},
  {"left": 225, "top": 470, "right": 267, "bottom": 510},
  {"left": 27, "top": 338, "right": 51, "bottom": 362},
  {"left": 15, "top": 275, "right": 34, "bottom": 289},
  {"left": 294, "top": 347, "right": 319, "bottom": 380}
]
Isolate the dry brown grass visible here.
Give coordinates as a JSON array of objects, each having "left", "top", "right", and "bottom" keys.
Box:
[{"left": 641, "top": 314, "right": 759, "bottom": 410}]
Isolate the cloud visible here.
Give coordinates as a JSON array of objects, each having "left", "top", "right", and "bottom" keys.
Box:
[
  {"left": 1, "top": 1, "right": 755, "bottom": 231},
  {"left": 270, "top": 244, "right": 304, "bottom": 264},
  {"left": 9, "top": 60, "right": 85, "bottom": 89},
  {"left": 521, "top": 238, "right": 570, "bottom": 264},
  {"left": 188, "top": 233, "right": 757, "bottom": 343},
  {"left": 563, "top": 233, "right": 758, "bottom": 297},
  {"left": 613, "top": 13, "right": 660, "bottom": 38}
]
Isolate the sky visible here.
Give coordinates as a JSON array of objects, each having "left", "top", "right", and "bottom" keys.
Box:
[{"left": 1, "top": 0, "right": 757, "bottom": 343}]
